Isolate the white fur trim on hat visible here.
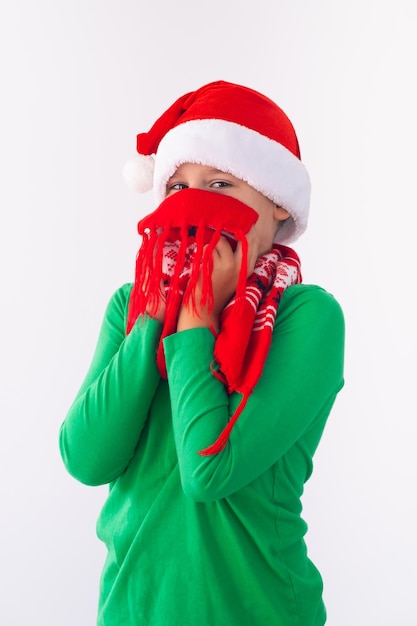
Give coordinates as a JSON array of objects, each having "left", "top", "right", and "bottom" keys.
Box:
[{"left": 153, "top": 119, "right": 311, "bottom": 244}]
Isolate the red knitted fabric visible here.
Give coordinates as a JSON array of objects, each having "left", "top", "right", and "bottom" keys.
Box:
[{"left": 127, "top": 189, "right": 302, "bottom": 455}]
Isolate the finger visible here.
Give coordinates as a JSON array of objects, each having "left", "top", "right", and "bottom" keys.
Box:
[
  {"left": 235, "top": 229, "right": 260, "bottom": 277},
  {"left": 213, "top": 235, "right": 235, "bottom": 260}
]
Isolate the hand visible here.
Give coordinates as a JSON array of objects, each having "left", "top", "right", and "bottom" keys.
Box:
[
  {"left": 145, "top": 280, "right": 167, "bottom": 325},
  {"left": 177, "top": 229, "right": 261, "bottom": 331}
]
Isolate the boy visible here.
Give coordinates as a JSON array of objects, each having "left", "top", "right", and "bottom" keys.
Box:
[{"left": 60, "top": 80, "right": 345, "bottom": 625}]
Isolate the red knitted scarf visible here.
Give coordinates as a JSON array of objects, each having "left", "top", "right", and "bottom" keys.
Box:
[{"left": 127, "top": 189, "right": 302, "bottom": 455}]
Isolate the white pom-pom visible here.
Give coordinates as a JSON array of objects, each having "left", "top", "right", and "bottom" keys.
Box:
[{"left": 122, "top": 154, "right": 155, "bottom": 193}]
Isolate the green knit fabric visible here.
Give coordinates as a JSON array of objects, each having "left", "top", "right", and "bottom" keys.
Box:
[{"left": 59, "top": 282, "right": 344, "bottom": 626}]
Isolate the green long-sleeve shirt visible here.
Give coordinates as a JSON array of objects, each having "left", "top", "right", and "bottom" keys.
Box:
[{"left": 59, "top": 282, "right": 344, "bottom": 626}]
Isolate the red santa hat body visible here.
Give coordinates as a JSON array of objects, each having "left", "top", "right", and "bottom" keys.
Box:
[{"left": 123, "top": 80, "right": 310, "bottom": 244}]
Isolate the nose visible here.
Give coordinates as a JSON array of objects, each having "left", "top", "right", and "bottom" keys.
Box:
[{"left": 186, "top": 178, "right": 205, "bottom": 190}]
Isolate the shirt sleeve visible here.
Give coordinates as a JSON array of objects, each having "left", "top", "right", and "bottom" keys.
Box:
[
  {"left": 59, "top": 284, "right": 162, "bottom": 486},
  {"left": 163, "top": 285, "right": 345, "bottom": 502}
]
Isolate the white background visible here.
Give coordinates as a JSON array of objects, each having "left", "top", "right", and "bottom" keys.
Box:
[{"left": 1, "top": 1, "right": 416, "bottom": 624}]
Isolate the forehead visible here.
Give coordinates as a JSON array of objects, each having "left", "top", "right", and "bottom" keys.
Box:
[{"left": 169, "top": 163, "right": 234, "bottom": 179}]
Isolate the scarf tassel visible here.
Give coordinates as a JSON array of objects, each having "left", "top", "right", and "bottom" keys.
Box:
[{"left": 197, "top": 393, "right": 250, "bottom": 456}]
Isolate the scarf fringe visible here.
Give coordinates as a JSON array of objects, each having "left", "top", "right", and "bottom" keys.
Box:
[{"left": 197, "top": 393, "right": 249, "bottom": 456}]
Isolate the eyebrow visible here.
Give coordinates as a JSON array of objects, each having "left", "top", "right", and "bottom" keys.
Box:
[{"left": 207, "top": 168, "right": 239, "bottom": 178}]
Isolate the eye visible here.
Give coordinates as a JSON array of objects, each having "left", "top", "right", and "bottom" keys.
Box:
[
  {"left": 211, "top": 180, "right": 232, "bottom": 189},
  {"left": 166, "top": 182, "right": 188, "bottom": 195}
]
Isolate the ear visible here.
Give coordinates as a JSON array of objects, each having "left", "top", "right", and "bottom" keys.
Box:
[{"left": 274, "top": 205, "right": 290, "bottom": 222}]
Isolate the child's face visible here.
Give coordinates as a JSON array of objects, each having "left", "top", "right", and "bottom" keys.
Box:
[{"left": 166, "top": 163, "right": 289, "bottom": 257}]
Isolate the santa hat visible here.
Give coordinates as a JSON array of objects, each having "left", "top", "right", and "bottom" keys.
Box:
[{"left": 123, "top": 80, "right": 310, "bottom": 244}]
